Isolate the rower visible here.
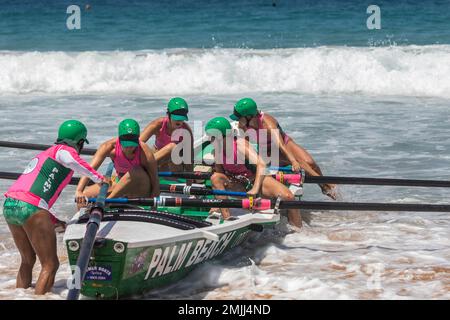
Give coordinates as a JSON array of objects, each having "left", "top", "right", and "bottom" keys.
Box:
[
  {"left": 230, "top": 98, "right": 337, "bottom": 199},
  {"left": 205, "top": 117, "right": 302, "bottom": 229},
  {"left": 3, "top": 120, "right": 106, "bottom": 295},
  {"left": 75, "top": 119, "right": 159, "bottom": 208},
  {"left": 140, "top": 97, "right": 194, "bottom": 173}
]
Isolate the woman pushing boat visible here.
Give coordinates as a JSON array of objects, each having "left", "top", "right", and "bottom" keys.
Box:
[
  {"left": 75, "top": 119, "right": 159, "bottom": 207},
  {"left": 140, "top": 97, "right": 194, "bottom": 172},
  {"left": 205, "top": 117, "right": 302, "bottom": 228},
  {"left": 230, "top": 98, "right": 337, "bottom": 199},
  {"left": 3, "top": 120, "right": 106, "bottom": 295}
]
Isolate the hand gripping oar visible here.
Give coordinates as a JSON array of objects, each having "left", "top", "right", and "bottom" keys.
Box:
[
  {"left": 86, "top": 196, "right": 450, "bottom": 213},
  {"left": 66, "top": 162, "right": 113, "bottom": 300},
  {"left": 270, "top": 166, "right": 450, "bottom": 188},
  {"left": 160, "top": 184, "right": 247, "bottom": 197}
]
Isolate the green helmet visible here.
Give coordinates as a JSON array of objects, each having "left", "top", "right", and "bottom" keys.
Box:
[
  {"left": 229, "top": 98, "right": 258, "bottom": 120},
  {"left": 118, "top": 119, "right": 140, "bottom": 148},
  {"left": 205, "top": 117, "right": 232, "bottom": 136},
  {"left": 56, "top": 120, "right": 89, "bottom": 147},
  {"left": 167, "top": 97, "right": 189, "bottom": 121}
]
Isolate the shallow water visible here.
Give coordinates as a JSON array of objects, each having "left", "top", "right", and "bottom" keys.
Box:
[
  {"left": 1, "top": 0, "right": 449, "bottom": 300},
  {"left": 1, "top": 93, "right": 449, "bottom": 299}
]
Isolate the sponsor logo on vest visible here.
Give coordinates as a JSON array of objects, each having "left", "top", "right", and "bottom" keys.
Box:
[
  {"left": 144, "top": 231, "right": 246, "bottom": 280},
  {"left": 43, "top": 167, "right": 60, "bottom": 193}
]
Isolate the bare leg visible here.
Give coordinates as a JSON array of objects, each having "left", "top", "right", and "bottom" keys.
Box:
[
  {"left": 7, "top": 224, "right": 36, "bottom": 289},
  {"left": 154, "top": 143, "right": 176, "bottom": 163},
  {"left": 23, "top": 210, "right": 59, "bottom": 295},
  {"left": 283, "top": 140, "right": 337, "bottom": 199},
  {"left": 210, "top": 172, "right": 246, "bottom": 219},
  {"left": 108, "top": 167, "right": 151, "bottom": 198},
  {"left": 261, "top": 176, "right": 302, "bottom": 228}
]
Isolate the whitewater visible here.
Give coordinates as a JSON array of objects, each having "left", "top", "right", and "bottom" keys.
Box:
[
  {"left": 1, "top": 45, "right": 450, "bottom": 98},
  {"left": 1, "top": 89, "right": 450, "bottom": 299}
]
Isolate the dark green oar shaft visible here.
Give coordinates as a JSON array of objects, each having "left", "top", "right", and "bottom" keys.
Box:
[
  {"left": 66, "top": 162, "right": 113, "bottom": 300},
  {"left": 306, "top": 175, "right": 450, "bottom": 187},
  {"left": 105, "top": 197, "right": 450, "bottom": 212},
  {"left": 2, "top": 140, "right": 450, "bottom": 188},
  {"left": 0, "top": 140, "right": 96, "bottom": 155},
  {"left": 279, "top": 201, "right": 450, "bottom": 212}
]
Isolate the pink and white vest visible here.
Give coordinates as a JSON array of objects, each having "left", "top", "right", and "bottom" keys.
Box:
[{"left": 5, "top": 144, "right": 103, "bottom": 211}]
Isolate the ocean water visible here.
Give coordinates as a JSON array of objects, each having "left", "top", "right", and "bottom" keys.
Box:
[{"left": 0, "top": 0, "right": 449, "bottom": 300}]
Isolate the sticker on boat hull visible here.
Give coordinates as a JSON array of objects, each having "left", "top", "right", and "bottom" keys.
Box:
[{"left": 85, "top": 265, "right": 112, "bottom": 281}]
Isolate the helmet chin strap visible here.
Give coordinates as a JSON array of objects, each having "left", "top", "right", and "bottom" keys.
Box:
[{"left": 76, "top": 140, "right": 85, "bottom": 154}]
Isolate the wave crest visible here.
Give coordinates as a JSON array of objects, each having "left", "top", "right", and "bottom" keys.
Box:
[{"left": 1, "top": 46, "right": 450, "bottom": 97}]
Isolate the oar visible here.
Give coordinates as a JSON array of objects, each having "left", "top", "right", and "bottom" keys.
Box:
[
  {"left": 0, "top": 170, "right": 293, "bottom": 192},
  {"left": 269, "top": 166, "right": 450, "bottom": 187},
  {"left": 87, "top": 196, "right": 450, "bottom": 213},
  {"left": 3, "top": 168, "right": 450, "bottom": 188},
  {"left": 0, "top": 140, "right": 96, "bottom": 155},
  {"left": 160, "top": 184, "right": 247, "bottom": 197},
  {"left": 66, "top": 162, "right": 114, "bottom": 300},
  {"left": 159, "top": 171, "right": 301, "bottom": 184},
  {"left": 2, "top": 139, "right": 450, "bottom": 188}
]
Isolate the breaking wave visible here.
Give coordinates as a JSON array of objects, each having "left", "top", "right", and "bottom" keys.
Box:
[{"left": 1, "top": 45, "right": 450, "bottom": 97}]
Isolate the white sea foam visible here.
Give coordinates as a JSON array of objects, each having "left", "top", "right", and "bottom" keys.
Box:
[{"left": 2, "top": 46, "right": 450, "bottom": 97}]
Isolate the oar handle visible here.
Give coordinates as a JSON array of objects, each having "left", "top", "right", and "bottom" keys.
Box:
[{"left": 159, "top": 184, "right": 247, "bottom": 197}]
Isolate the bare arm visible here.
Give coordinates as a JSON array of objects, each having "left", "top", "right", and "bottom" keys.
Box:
[
  {"left": 141, "top": 143, "right": 160, "bottom": 197},
  {"left": 140, "top": 118, "right": 163, "bottom": 143},
  {"left": 264, "top": 115, "right": 318, "bottom": 176},
  {"left": 76, "top": 139, "right": 114, "bottom": 194},
  {"left": 237, "top": 138, "right": 266, "bottom": 196}
]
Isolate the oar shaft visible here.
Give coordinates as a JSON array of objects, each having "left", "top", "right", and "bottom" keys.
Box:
[
  {"left": 158, "top": 171, "right": 212, "bottom": 180},
  {"left": 91, "top": 197, "right": 450, "bottom": 212},
  {"left": 306, "top": 176, "right": 450, "bottom": 187},
  {"left": 0, "top": 140, "right": 97, "bottom": 155},
  {"left": 279, "top": 201, "right": 450, "bottom": 212},
  {"left": 2, "top": 139, "right": 450, "bottom": 188}
]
